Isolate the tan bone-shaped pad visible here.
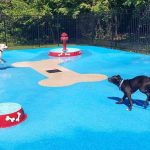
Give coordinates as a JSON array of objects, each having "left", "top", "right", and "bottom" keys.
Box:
[{"left": 12, "top": 59, "right": 107, "bottom": 87}]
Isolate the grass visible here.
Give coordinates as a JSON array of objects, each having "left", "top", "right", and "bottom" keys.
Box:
[
  {"left": 7, "top": 43, "right": 78, "bottom": 50},
  {"left": 7, "top": 44, "right": 59, "bottom": 50}
]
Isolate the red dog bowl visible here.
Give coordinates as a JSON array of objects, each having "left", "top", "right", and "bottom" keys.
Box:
[{"left": 0, "top": 103, "right": 27, "bottom": 128}]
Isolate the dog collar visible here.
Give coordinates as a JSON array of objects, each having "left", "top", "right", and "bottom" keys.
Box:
[{"left": 119, "top": 80, "right": 124, "bottom": 89}]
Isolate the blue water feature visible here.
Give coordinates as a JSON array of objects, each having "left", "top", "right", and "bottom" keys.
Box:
[{"left": 0, "top": 46, "right": 150, "bottom": 150}]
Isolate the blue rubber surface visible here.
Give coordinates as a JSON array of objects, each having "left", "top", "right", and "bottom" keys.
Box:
[{"left": 0, "top": 46, "right": 150, "bottom": 150}]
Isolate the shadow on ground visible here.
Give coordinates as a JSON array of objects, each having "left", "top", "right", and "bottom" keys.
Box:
[
  {"left": 108, "top": 97, "right": 149, "bottom": 110},
  {"left": 0, "top": 66, "right": 15, "bottom": 70}
]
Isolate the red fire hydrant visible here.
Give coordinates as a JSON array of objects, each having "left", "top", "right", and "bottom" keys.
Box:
[{"left": 60, "top": 32, "right": 68, "bottom": 52}]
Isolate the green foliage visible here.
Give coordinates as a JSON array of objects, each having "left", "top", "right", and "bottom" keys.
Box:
[
  {"left": 0, "top": 0, "right": 149, "bottom": 17},
  {"left": 0, "top": 0, "right": 149, "bottom": 46},
  {"left": 123, "top": 0, "right": 149, "bottom": 7}
]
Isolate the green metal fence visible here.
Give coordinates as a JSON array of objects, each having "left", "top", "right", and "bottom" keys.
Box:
[{"left": 0, "top": 10, "right": 150, "bottom": 53}]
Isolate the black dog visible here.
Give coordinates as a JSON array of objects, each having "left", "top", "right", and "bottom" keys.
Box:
[{"left": 108, "top": 75, "right": 150, "bottom": 111}]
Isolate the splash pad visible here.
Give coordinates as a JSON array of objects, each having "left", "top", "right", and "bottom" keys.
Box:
[{"left": 48, "top": 32, "right": 82, "bottom": 57}]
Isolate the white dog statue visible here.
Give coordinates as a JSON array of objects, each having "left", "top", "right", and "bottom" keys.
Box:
[{"left": 0, "top": 44, "right": 8, "bottom": 63}]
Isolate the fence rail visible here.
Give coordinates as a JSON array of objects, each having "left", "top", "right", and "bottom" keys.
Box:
[{"left": 0, "top": 11, "right": 150, "bottom": 53}]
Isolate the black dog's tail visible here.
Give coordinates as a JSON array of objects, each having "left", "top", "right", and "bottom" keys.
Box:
[{"left": 145, "top": 84, "right": 150, "bottom": 93}]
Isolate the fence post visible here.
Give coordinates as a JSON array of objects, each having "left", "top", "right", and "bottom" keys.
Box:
[
  {"left": 38, "top": 17, "right": 40, "bottom": 47},
  {"left": 4, "top": 18, "right": 8, "bottom": 46},
  {"left": 75, "top": 17, "right": 77, "bottom": 44},
  {"left": 76, "top": 16, "right": 79, "bottom": 45},
  {"left": 111, "top": 12, "right": 113, "bottom": 48},
  {"left": 56, "top": 15, "right": 60, "bottom": 46}
]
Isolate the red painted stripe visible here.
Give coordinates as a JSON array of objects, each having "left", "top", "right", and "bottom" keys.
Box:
[
  {"left": 48, "top": 50, "right": 82, "bottom": 57},
  {"left": 0, "top": 108, "right": 27, "bottom": 128}
]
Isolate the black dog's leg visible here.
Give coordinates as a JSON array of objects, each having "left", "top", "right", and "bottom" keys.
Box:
[
  {"left": 126, "top": 93, "right": 133, "bottom": 111},
  {"left": 140, "top": 86, "right": 150, "bottom": 108},
  {"left": 0, "top": 58, "right": 6, "bottom": 63},
  {"left": 116, "top": 94, "right": 126, "bottom": 104},
  {"left": 143, "top": 94, "right": 150, "bottom": 108}
]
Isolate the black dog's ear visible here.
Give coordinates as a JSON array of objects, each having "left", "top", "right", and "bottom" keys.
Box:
[
  {"left": 117, "top": 75, "right": 123, "bottom": 80},
  {"left": 117, "top": 75, "right": 121, "bottom": 78}
]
